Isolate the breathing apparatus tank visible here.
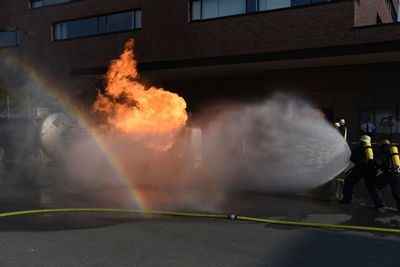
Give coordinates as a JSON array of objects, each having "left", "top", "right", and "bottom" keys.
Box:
[
  {"left": 360, "top": 135, "right": 373, "bottom": 160},
  {"left": 390, "top": 145, "right": 400, "bottom": 173},
  {"left": 363, "top": 141, "right": 374, "bottom": 160}
]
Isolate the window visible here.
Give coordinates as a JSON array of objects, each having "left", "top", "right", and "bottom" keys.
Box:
[
  {"left": 246, "top": 0, "right": 258, "bottom": 12},
  {"left": 54, "top": 10, "right": 141, "bottom": 40},
  {"left": 107, "top": 12, "right": 134, "bottom": 32},
  {"left": 55, "top": 17, "right": 98, "bottom": 39},
  {"left": 291, "top": 0, "right": 311, "bottom": 6},
  {"left": 134, "top": 9, "right": 142, "bottom": 29},
  {"left": 202, "top": 0, "right": 219, "bottom": 19},
  {"left": 192, "top": 0, "right": 201, "bottom": 19},
  {"left": 219, "top": 0, "right": 246, "bottom": 17},
  {"left": 191, "top": 0, "right": 335, "bottom": 20},
  {"left": 290, "top": 0, "right": 327, "bottom": 6},
  {"left": 0, "top": 31, "right": 19, "bottom": 48},
  {"left": 192, "top": 0, "right": 246, "bottom": 19},
  {"left": 259, "top": 0, "right": 290, "bottom": 11},
  {"left": 31, "top": 0, "right": 76, "bottom": 8}
]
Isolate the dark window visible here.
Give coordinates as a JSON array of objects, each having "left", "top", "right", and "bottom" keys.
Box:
[
  {"left": 202, "top": 0, "right": 219, "bottom": 19},
  {"left": 31, "top": 0, "right": 75, "bottom": 8},
  {"left": 54, "top": 10, "right": 141, "bottom": 40},
  {"left": 247, "top": 0, "right": 258, "bottom": 12},
  {"left": 191, "top": 0, "right": 336, "bottom": 20},
  {"left": 98, "top": 16, "right": 107, "bottom": 33},
  {"left": 0, "top": 31, "right": 19, "bottom": 48},
  {"left": 67, "top": 17, "right": 98, "bottom": 39},
  {"left": 134, "top": 10, "right": 142, "bottom": 28},
  {"left": 259, "top": 0, "right": 291, "bottom": 10},
  {"left": 219, "top": 0, "right": 246, "bottom": 16},
  {"left": 192, "top": 0, "right": 246, "bottom": 19},
  {"left": 107, "top": 12, "right": 133, "bottom": 32},
  {"left": 291, "top": 0, "right": 311, "bottom": 7},
  {"left": 191, "top": 0, "right": 201, "bottom": 20}
]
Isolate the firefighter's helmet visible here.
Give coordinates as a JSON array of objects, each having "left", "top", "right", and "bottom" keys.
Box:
[{"left": 360, "top": 135, "right": 371, "bottom": 143}]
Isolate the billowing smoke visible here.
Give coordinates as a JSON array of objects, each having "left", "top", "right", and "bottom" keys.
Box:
[
  {"left": 201, "top": 93, "right": 351, "bottom": 193},
  {"left": 58, "top": 41, "right": 350, "bottom": 210},
  {"left": 0, "top": 86, "right": 351, "bottom": 211},
  {"left": 0, "top": 48, "right": 351, "bottom": 213},
  {"left": 58, "top": 93, "right": 351, "bottom": 211}
]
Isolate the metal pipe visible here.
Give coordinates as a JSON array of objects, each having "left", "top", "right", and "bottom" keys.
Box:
[
  {"left": 27, "top": 95, "right": 30, "bottom": 118},
  {"left": 6, "top": 95, "right": 9, "bottom": 120}
]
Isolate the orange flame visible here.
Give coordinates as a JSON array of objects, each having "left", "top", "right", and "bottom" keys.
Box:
[{"left": 93, "top": 39, "right": 188, "bottom": 150}]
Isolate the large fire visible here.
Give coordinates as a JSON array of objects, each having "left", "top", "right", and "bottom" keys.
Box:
[{"left": 93, "top": 39, "right": 188, "bottom": 150}]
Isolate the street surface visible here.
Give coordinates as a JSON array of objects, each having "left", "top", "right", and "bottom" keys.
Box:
[{"left": 0, "top": 162, "right": 399, "bottom": 266}]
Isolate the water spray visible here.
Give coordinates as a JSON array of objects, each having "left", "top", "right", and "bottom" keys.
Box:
[{"left": 202, "top": 93, "right": 351, "bottom": 194}]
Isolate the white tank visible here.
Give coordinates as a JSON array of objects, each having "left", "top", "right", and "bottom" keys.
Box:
[{"left": 40, "top": 112, "right": 71, "bottom": 157}]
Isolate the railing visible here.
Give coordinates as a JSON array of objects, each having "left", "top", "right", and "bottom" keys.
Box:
[{"left": 0, "top": 95, "right": 31, "bottom": 119}]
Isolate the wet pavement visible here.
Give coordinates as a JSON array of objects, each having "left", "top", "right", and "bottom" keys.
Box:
[{"left": 1, "top": 162, "right": 400, "bottom": 266}]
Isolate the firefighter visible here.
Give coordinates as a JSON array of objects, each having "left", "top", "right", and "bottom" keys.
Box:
[
  {"left": 334, "top": 122, "right": 340, "bottom": 131},
  {"left": 339, "top": 135, "right": 384, "bottom": 208},
  {"left": 338, "top": 119, "right": 347, "bottom": 140},
  {"left": 375, "top": 140, "right": 400, "bottom": 211}
]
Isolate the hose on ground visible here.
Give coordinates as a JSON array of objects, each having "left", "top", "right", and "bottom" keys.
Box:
[{"left": 0, "top": 208, "right": 399, "bottom": 234}]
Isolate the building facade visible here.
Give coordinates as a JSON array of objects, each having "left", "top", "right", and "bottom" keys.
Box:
[{"left": 0, "top": 0, "right": 400, "bottom": 139}]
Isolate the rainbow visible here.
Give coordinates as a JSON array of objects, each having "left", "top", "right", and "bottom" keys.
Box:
[{"left": 0, "top": 54, "right": 146, "bottom": 210}]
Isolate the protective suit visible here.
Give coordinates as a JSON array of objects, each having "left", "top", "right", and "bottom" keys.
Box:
[
  {"left": 340, "top": 135, "right": 383, "bottom": 208},
  {"left": 375, "top": 141, "right": 400, "bottom": 210}
]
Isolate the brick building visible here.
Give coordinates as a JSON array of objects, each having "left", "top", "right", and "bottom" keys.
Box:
[{"left": 0, "top": 0, "right": 399, "bottom": 139}]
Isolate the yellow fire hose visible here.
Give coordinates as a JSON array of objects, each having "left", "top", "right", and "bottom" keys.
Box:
[{"left": 0, "top": 208, "right": 399, "bottom": 234}]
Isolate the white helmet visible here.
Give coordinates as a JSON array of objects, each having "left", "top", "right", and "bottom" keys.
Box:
[
  {"left": 339, "top": 119, "right": 345, "bottom": 126},
  {"left": 360, "top": 135, "right": 371, "bottom": 143},
  {"left": 334, "top": 122, "right": 340, "bottom": 127}
]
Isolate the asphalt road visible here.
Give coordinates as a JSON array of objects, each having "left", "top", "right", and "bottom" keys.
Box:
[{"left": 1, "top": 162, "right": 400, "bottom": 266}]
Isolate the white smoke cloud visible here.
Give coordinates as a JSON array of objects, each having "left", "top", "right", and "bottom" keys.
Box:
[
  {"left": 202, "top": 93, "right": 351, "bottom": 193},
  {"left": 3, "top": 91, "right": 350, "bottom": 211}
]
